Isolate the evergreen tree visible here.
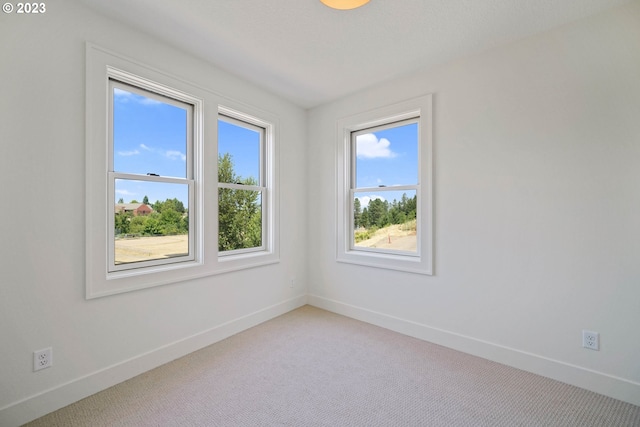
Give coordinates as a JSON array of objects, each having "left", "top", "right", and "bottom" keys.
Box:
[
  {"left": 368, "top": 198, "right": 387, "bottom": 228},
  {"left": 354, "top": 198, "right": 362, "bottom": 229},
  {"left": 360, "top": 207, "right": 370, "bottom": 228}
]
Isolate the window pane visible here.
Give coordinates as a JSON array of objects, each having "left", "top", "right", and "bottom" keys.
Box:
[
  {"left": 113, "top": 86, "right": 188, "bottom": 178},
  {"left": 218, "top": 189, "right": 262, "bottom": 251},
  {"left": 353, "top": 190, "right": 417, "bottom": 253},
  {"left": 114, "top": 179, "right": 189, "bottom": 265},
  {"left": 355, "top": 122, "right": 418, "bottom": 188},
  {"left": 218, "top": 118, "right": 261, "bottom": 185}
]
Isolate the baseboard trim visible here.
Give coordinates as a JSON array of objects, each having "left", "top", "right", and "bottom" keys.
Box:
[
  {"left": 308, "top": 294, "right": 640, "bottom": 407},
  {"left": 1, "top": 295, "right": 307, "bottom": 427}
]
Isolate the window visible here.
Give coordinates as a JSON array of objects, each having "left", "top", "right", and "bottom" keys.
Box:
[
  {"left": 216, "top": 106, "right": 276, "bottom": 265},
  {"left": 86, "top": 44, "right": 279, "bottom": 298},
  {"left": 336, "top": 95, "right": 433, "bottom": 275},
  {"left": 218, "top": 114, "right": 265, "bottom": 254},
  {"left": 352, "top": 119, "right": 419, "bottom": 254},
  {"left": 109, "top": 80, "right": 195, "bottom": 272}
]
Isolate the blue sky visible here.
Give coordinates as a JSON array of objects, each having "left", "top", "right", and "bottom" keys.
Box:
[
  {"left": 113, "top": 87, "right": 417, "bottom": 209},
  {"left": 113, "top": 87, "right": 189, "bottom": 205},
  {"left": 354, "top": 122, "right": 418, "bottom": 208},
  {"left": 113, "top": 89, "right": 261, "bottom": 207},
  {"left": 217, "top": 118, "right": 260, "bottom": 183},
  {"left": 113, "top": 88, "right": 187, "bottom": 178}
]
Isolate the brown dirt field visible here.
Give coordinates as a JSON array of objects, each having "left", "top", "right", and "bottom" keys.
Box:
[
  {"left": 115, "top": 235, "right": 189, "bottom": 264},
  {"left": 355, "top": 224, "right": 417, "bottom": 252}
]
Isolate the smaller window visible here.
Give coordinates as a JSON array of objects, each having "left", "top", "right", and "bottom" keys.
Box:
[
  {"left": 336, "top": 95, "right": 433, "bottom": 275},
  {"left": 215, "top": 105, "right": 278, "bottom": 269},
  {"left": 217, "top": 115, "right": 266, "bottom": 255}
]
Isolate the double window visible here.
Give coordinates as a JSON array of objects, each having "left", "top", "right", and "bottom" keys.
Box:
[
  {"left": 337, "top": 95, "right": 433, "bottom": 275},
  {"left": 86, "top": 44, "right": 278, "bottom": 298}
]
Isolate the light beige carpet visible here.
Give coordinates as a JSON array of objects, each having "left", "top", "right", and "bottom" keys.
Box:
[{"left": 25, "top": 305, "right": 640, "bottom": 426}]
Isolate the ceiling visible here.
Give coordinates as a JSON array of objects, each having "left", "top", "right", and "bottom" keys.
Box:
[{"left": 80, "top": 0, "right": 631, "bottom": 109}]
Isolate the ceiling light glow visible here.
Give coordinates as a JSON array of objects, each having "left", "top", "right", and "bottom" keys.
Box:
[{"left": 320, "top": 0, "right": 370, "bottom": 10}]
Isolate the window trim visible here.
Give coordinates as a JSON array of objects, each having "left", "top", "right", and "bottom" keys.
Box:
[
  {"left": 86, "top": 43, "right": 279, "bottom": 299},
  {"left": 336, "top": 95, "right": 433, "bottom": 275}
]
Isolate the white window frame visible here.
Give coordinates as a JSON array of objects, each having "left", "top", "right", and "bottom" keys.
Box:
[
  {"left": 336, "top": 95, "right": 433, "bottom": 275},
  {"left": 86, "top": 44, "right": 279, "bottom": 299},
  {"left": 217, "top": 106, "right": 276, "bottom": 261},
  {"left": 107, "top": 79, "right": 196, "bottom": 273}
]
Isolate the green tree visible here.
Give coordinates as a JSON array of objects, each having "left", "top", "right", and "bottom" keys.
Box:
[
  {"left": 360, "top": 207, "right": 370, "bottom": 228},
  {"left": 368, "top": 198, "right": 388, "bottom": 228},
  {"left": 142, "top": 216, "right": 161, "bottom": 236},
  {"left": 143, "top": 195, "right": 149, "bottom": 205},
  {"left": 159, "top": 209, "right": 182, "bottom": 235},
  {"left": 218, "top": 153, "right": 262, "bottom": 251},
  {"left": 129, "top": 216, "right": 147, "bottom": 235},
  {"left": 405, "top": 194, "right": 417, "bottom": 221},
  {"left": 114, "top": 212, "right": 132, "bottom": 235},
  {"left": 354, "top": 198, "right": 362, "bottom": 229},
  {"left": 179, "top": 213, "right": 189, "bottom": 234},
  {"left": 153, "top": 198, "right": 185, "bottom": 214}
]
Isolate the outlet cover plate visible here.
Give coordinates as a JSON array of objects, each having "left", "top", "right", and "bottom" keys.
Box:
[
  {"left": 34, "top": 347, "right": 52, "bottom": 371},
  {"left": 582, "top": 330, "right": 599, "bottom": 351}
]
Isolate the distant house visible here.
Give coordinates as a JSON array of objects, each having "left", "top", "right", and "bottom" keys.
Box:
[{"left": 115, "top": 203, "right": 153, "bottom": 216}]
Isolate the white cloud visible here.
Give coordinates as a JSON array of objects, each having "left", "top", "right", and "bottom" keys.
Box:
[
  {"left": 140, "top": 97, "right": 162, "bottom": 106},
  {"left": 356, "top": 195, "right": 385, "bottom": 208},
  {"left": 356, "top": 134, "right": 396, "bottom": 159},
  {"left": 138, "top": 144, "right": 185, "bottom": 162},
  {"left": 165, "top": 150, "right": 186, "bottom": 161},
  {"left": 117, "top": 149, "right": 140, "bottom": 156},
  {"left": 115, "top": 189, "right": 136, "bottom": 196},
  {"left": 113, "top": 88, "right": 133, "bottom": 101},
  {"left": 113, "top": 88, "right": 162, "bottom": 106}
]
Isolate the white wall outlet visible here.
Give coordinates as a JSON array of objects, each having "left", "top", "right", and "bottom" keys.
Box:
[
  {"left": 582, "top": 330, "right": 599, "bottom": 351},
  {"left": 289, "top": 278, "right": 295, "bottom": 288},
  {"left": 33, "top": 347, "right": 53, "bottom": 371}
]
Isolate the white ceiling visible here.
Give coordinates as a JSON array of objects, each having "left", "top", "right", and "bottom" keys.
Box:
[{"left": 80, "top": 0, "right": 631, "bottom": 109}]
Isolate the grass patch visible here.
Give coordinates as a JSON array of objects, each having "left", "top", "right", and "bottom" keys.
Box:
[
  {"left": 400, "top": 219, "right": 416, "bottom": 232},
  {"left": 354, "top": 219, "right": 416, "bottom": 243},
  {"left": 354, "top": 227, "right": 377, "bottom": 243}
]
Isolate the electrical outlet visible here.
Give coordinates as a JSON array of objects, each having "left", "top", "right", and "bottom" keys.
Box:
[
  {"left": 582, "top": 330, "right": 599, "bottom": 351},
  {"left": 34, "top": 347, "right": 53, "bottom": 371},
  {"left": 289, "top": 278, "right": 295, "bottom": 288}
]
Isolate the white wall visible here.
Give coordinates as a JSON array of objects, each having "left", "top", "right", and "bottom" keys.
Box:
[
  {"left": 2, "top": 1, "right": 639, "bottom": 425},
  {"left": 0, "top": 2, "right": 307, "bottom": 425},
  {"left": 307, "top": 2, "right": 640, "bottom": 406}
]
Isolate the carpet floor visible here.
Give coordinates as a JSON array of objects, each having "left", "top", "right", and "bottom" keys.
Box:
[{"left": 25, "top": 305, "right": 640, "bottom": 426}]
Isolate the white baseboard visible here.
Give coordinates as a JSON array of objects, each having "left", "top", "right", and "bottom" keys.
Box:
[
  {"left": 0, "top": 295, "right": 307, "bottom": 427},
  {"left": 308, "top": 294, "right": 640, "bottom": 407}
]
